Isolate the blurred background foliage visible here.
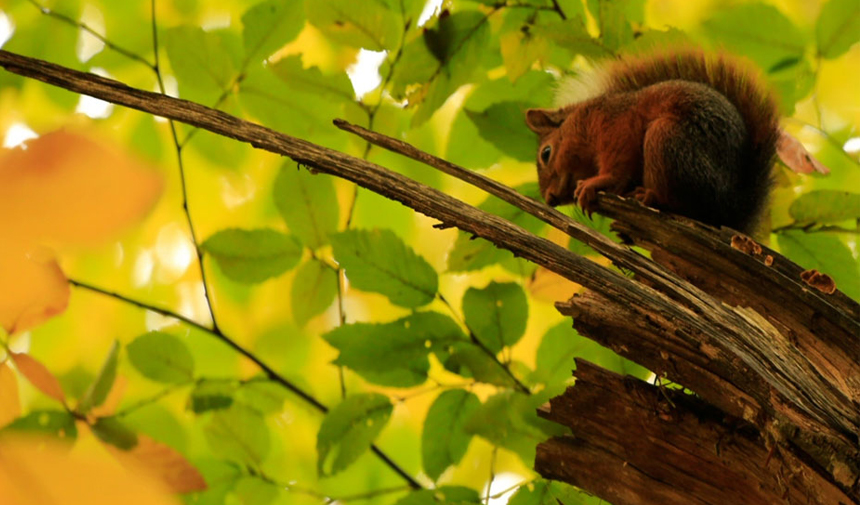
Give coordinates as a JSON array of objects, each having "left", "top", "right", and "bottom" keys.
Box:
[{"left": 0, "top": 0, "right": 858, "bottom": 504}]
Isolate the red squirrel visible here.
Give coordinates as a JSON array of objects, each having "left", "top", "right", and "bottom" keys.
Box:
[{"left": 525, "top": 51, "right": 783, "bottom": 234}]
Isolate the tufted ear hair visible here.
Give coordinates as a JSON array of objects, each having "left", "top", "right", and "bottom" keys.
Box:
[{"left": 525, "top": 108, "right": 567, "bottom": 134}]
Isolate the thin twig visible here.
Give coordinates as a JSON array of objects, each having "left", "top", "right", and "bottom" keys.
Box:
[
  {"left": 438, "top": 294, "right": 531, "bottom": 394},
  {"left": 772, "top": 223, "right": 860, "bottom": 235},
  {"left": 67, "top": 278, "right": 422, "bottom": 489},
  {"left": 27, "top": 0, "right": 154, "bottom": 69},
  {"left": 146, "top": 1, "right": 221, "bottom": 335},
  {"left": 485, "top": 446, "right": 498, "bottom": 505},
  {"left": 114, "top": 380, "right": 196, "bottom": 417}
]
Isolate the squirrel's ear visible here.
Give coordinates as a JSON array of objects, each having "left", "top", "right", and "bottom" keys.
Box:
[{"left": 525, "top": 108, "right": 566, "bottom": 134}]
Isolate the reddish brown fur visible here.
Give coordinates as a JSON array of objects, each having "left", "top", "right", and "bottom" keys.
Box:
[{"left": 526, "top": 51, "right": 780, "bottom": 234}]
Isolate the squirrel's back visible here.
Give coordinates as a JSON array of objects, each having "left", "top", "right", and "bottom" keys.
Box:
[{"left": 552, "top": 51, "right": 780, "bottom": 233}]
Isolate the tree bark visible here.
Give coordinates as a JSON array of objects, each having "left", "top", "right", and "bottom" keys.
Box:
[{"left": 2, "top": 50, "right": 858, "bottom": 504}]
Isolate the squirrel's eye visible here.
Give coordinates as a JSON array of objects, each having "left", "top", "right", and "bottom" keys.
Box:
[{"left": 540, "top": 145, "right": 552, "bottom": 163}]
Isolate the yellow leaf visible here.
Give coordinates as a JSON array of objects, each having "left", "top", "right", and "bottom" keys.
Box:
[
  {"left": 0, "top": 435, "right": 181, "bottom": 505},
  {"left": 106, "top": 434, "right": 207, "bottom": 494},
  {"left": 0, "top": 362, "right": 21, "bottom": 427},
  {"left": 0, "top": 130, "right": 164, "bottom": 245},
  {"left": 0, "top": 130, "right": 163, "bottom": 333},
  {"left": 0, "top": 242, "right": 69, "bottom": 334},
  {"left": 9, "top": 352, "right": 66, "bottom": 404}
]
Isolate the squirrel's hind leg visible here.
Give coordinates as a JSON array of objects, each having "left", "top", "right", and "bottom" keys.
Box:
[{"left": 634, "top": 116, "right": 678, "bottom": 210}]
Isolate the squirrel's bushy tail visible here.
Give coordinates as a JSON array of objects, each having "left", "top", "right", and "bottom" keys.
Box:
[{"left": 604, "top": 51, "right": 781, "bottom": 232}]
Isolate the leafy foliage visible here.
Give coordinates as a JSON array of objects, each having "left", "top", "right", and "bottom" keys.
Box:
[
  {"left": 201, "top": 228, "right": 303, "bottom": 284},
  {"left": 2, "top": 0, "right": 859, "bottom": 504},
  {"left": 331, "top": 228, "right": 438, "bottom": 308},
  {"left": 317, "top": 393, "right": 393, "bottom": 477},
  {"left": 127, "top": 332, "right": 195, "bottom": 384},
  {"left": 422, "top": 389, "right": 481, "bottom": 481}
]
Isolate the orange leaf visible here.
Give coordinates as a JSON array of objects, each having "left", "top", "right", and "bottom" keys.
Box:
[
  {"left": 0, "top": 361, "right": 21, "bottom": 427},
  {"left": 0, "top": 130, "right": 164, "bottom": 245},
  {"left": 0, "top": 242, "right": 69, "bottom": 334},
  {"left": 777, "top": 129, "right": 830, "bottom": 175},
  {"left": 0, "top": 435, "right": 182, "bottom": 505},
  {"left": 107, "top": 434, "right": 207, "bottom": 493},
  {"left": 0, "top": 130, "right": 163, "bottom": 333},
  {"left": 9, "top": 352, "right": 66, "bottom": 404}
]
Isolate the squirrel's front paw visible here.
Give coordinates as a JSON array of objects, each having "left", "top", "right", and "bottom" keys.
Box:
[{"left": 574, "top": 180, "right": 598, "bottom": 217}]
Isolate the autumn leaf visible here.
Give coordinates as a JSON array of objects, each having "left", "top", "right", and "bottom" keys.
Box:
[
  {"left": 9, "top": 352, "right": 66, "bottom": 404},
  {"left": 105, "top": 433, "right": 207, "bottom": 493},
  {"left": 0, "top": 130, "right": 164, "bottom": 244},
  {"left": 0, "top": 130, "right": 163, "bottom": 334},
  {"left": 0, "top": 435, "right": 182, "bottom": 505},
  {"left": 0, "top": 243, "right": 69, "bottom": 335},
  {"left": 0, "top": 362, "right": 21, "bottom": 427}
]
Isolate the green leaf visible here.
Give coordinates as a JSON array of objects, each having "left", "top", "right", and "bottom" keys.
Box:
[
  {"left": 532, "top": 323, "right": 579, "bottom": 392},
  {"left": 498, "top": 11, "right": 550, "bottom": 82},
  {"left": 324, "top": 312, "right": 466, "bottom": 387},
  {"left": 127, "top": 331, "right": 195, "bottom": 384},
  {"left": 317, "top": 393, "right": 393, "bottom": 477},
  {"left": 202, "top": 228, "right": 303, "bottom": 284},
  {"left": 394, "top": 486, "right": 482, "bottom": 505},
  {"left": 532, "top": 322, "right": 650, "bottom": 383},
  {"left": 598, "top": 0, "right": 643, "bottom": 51},
  {"left": 788, "top": 190, "right": 860, "bottom": 224},
  {"left": 274, "top": 163, "right": 339, "bottom": 250},
  {"left": 233, "top": 477, "right": 280, "bottom": 505},
  {"left": 448, "top": 183, "right": 545, "bottom": 272},
  {"left": 622, "top": 27, "right": 693, "bottom": 55},
  {"left": 242, "top": 0, "right": 305, "bottom": 62},
  {"left": 92, "top": 417, "right": 138, "bottom": 450},
  {"left": 240, "top": 65, "right": 350, "bottom": 142},
  {"left": 462, "top": 282, "right": 528, "bottom": 353},
  {"left": 305, "top": 0, "right": 400, "bottom": 51},
  {"left": 777, "top": 231, "right": 860, "bottom": 301},
  {"left": 509, "top": 480, "right": 593, "bottom": 505},
  {"left": 292, "top": 260, "right": 338, "bottom": 327},
  {"left": 270, "top": 55, "right": 355, "bottom": 103},
  {"left": 465, "top": 102, "right": 537, "bottom": 162},
  {"left": 816, "top": 0, "right": 860, "bottom": 59},
  {"left": 78, "top": 340, "right": 119, "bottom": 414},
  {"left": 189, "top": 380, "right": 235, "bottom": 413},
  {"left": 465, "top": 391, "right": 565, "bottom": 465},
  {"left": 165, "top": 26, "right": 238, "bottom": 103},
  {"left": 422, "top": 390, "right": 481, "bottom": 481},
  {"left": 331, "top": 229, "right": 438, "bottom": 308},
  {"left": 567, "top": 212, "right": 617, "bottom": 257},
  {"left": 205, "top": 405, "right": 271, "bottom": 465},
  {"left": 701, "top": 3, "right": 805, "bottom": 70},
  {"left": 413, "top": 11, "right": 492, "bottom": 125},
  {"left": 390, "top": 37, "right": 438, "bottom": 99},
  {"left": 2, "top": 410, "right": 77, "bottom": 441},
  {"left": 532, "top": 18, "right": 611, "bottom": 60},
  {"left": 439, "top": 342, "right": 516, "bottom": 388},
  {"left": 237, "top": 380, "right": 289, "bottom": 415}
]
